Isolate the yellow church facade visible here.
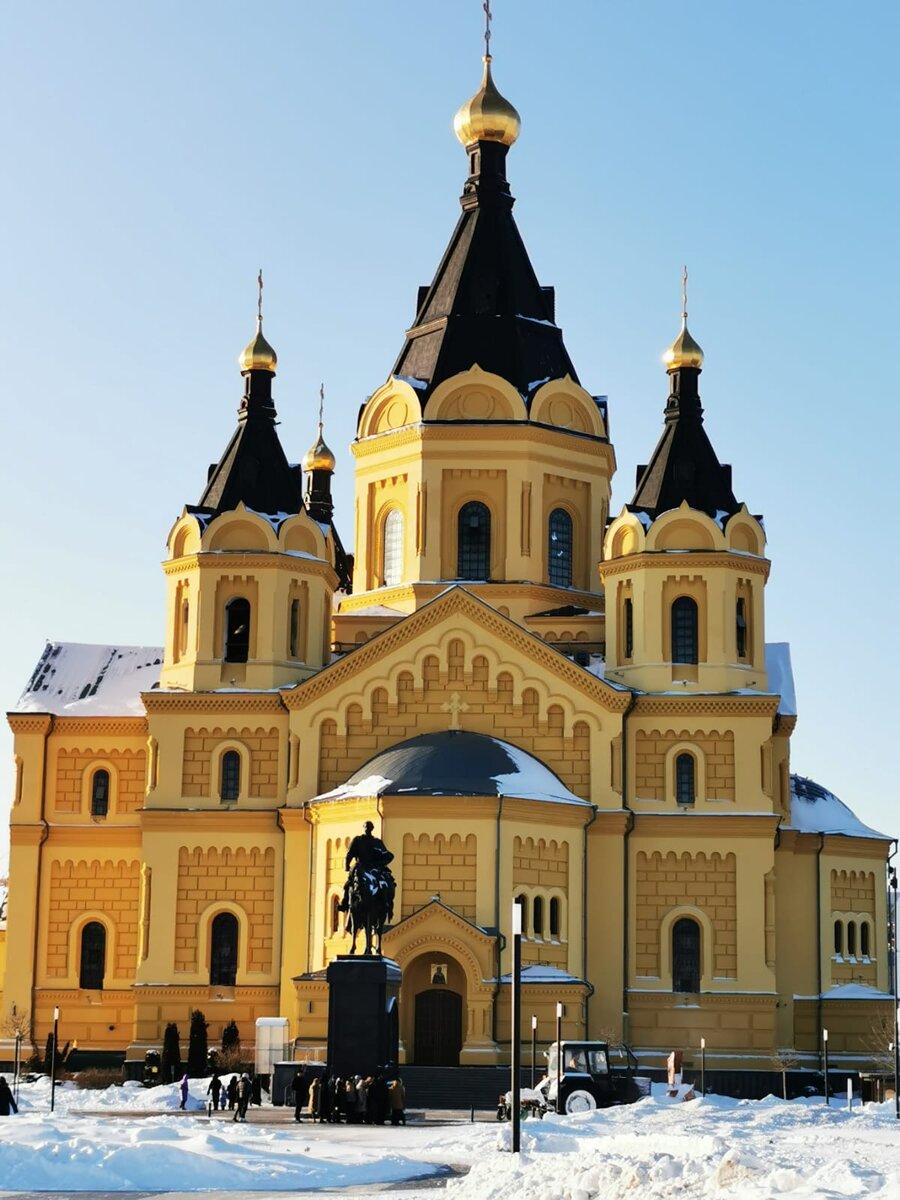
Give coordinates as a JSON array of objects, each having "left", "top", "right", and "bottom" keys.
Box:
[{"left": 2, "top": 54, "right": 892, "bottom": 1080}]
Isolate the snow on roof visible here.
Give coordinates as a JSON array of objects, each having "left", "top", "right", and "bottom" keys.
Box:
[
  {"left": 13, "top": 642, "right": 163, "bottom": 717},
  {"left": 493, "top": 964, "right": 582, "bottom": 984},
  {"left": 765, "top": 642, "right": 796, "bottom": 716},
  {"left": 342, "top": 605, "right": 406, "bottom": 618},
  {"left": 787, "top": 774, "right": 890, "bottom": 840},
  {"left": 795, "top": 982, "right": 895, "bottom": 1001}
]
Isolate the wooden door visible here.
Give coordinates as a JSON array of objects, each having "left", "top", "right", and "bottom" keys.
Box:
[{"left": 414, "top": 989, "right": 462, "bottom": 1065}]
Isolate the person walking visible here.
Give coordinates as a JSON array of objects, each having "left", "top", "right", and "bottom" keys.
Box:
[
  {"left": 291, "top": 1067, "right": 309, "bottom": 1122},
  {"left": 309, "top": 1074, "right": 321, "bottom": 1122},
  {"left": 206, "top": 1072, "right": 222, "bottom": 1115},
  {"left": 233, "top": 1072, "right": 251, "bottom": 1122},
  {"left": 178, "top": 1073, "right": 190, "bottom": 1110},
  {"left": 0, "top": 1076, "right": 18, "bottom": 1117},
  {"left": 226, "top": 1074, "right": 238, "bottom": 1111},
  {"left": 388, "top": 1076, "right": 406, "bottom": 1126}
]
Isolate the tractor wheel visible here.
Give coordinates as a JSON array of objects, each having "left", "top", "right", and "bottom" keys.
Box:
[{"left": 564, "top": 1089, "right": 598, "bottom": 1114}]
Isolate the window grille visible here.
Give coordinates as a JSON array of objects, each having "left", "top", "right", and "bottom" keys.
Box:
[
  {"left": 220, "top": 751, "right": 241, "bottom": 802},
  {"left": 210, "top": 912, "right": 238, "bottom": 986},
  {"left": 457, "top": 502, "right": 491, "bottom": 579},
  {"left": 548, "top": 508, "right": 573, "bottom": 587},
  {"left": 80, "top": 921, "right": 106, "bottom": 989},
  {"left": 736, "top": 598, "right": 747, "bottom": 658},
  {"left": 675, "top": 753, "right": 695, "bottom": 805},
  {"left": 672, "top": 918, "right": 700, "bottom": 992},
  {"left": 671, "top": 596, "right": 698, "bottom": 664},
  {"left": 91, "top": 769, "right": 110, "bottom": 818}
]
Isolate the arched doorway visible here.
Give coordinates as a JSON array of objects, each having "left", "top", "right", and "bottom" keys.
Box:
[{"left": 414, "top": 989, "right": 462, "bottom": 1065}]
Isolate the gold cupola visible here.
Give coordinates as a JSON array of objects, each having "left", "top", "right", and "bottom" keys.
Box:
[
  {"left": 239, "top": 319, "right": 278, "bottom": 374},
  {"left": 303, "top": 384, "right": 336, "bottom": 473},
  {"left": 453, "top": 55, "right": 521, "bottom": 148},
  {"left": 663, "top": 266, "right": 704, "bottom": 371}
]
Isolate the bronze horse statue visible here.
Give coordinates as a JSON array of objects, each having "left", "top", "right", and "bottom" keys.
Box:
[{"left": 346, "top": 865, "right": 395, "bottom": 956}]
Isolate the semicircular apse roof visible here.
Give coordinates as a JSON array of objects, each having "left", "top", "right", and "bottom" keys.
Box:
[{"left": 315, "top": 730, "right": 589, "bottom": 807}]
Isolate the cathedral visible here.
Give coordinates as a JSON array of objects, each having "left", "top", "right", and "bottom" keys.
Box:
[{"left": 1, "top": 48, "right": 893, "bottom": 1080}]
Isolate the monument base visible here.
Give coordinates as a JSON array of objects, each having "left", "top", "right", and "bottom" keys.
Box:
[{"left": 326, "top": 955, "right": 401, "bottom": 1078}]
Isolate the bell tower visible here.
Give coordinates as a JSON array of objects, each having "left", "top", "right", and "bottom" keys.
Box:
[{"left": 602, "top": 272, "right": 769, "bottom": 693}]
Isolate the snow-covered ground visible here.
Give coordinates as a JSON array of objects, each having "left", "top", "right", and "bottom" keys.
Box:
[{"left": 0, "top": 1076, "right": 898, "bottom": 1197}]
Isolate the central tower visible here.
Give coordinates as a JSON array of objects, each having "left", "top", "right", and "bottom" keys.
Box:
[{"left": 342, "top": 52, "right": 615, "bottom": 633}]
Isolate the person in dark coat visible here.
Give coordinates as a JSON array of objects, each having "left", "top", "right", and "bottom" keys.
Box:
[
  {"left": 178, "top": 1073, "right": 190, "bottom": 1110},
  {"left": 0, "top": 1077, "right": 18, "bottom": 1116},
  {"left": 226, "top": 1074, "right": 238, "bottom": 1110},
  {"left": 369, "top": 1071, "right": 389, "bottom": 1125},
  {"left": 250, "top": 1075, "right": 262, "bottom": 1107},
  {"left": 291, "top": 1068, "right": 309, "bottom": 1122},
  {"left": 233, "top": 1073, "right": 251, "bottom": 1122},
  {"left": 206, "top": 1072, "right": 222, "bottom": 1113}
]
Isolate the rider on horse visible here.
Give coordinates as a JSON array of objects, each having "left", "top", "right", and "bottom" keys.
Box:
[{"left": 338, "top": 820, "right": 396, "bottom": 915}]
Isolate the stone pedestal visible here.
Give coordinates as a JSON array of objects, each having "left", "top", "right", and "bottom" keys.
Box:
[{"left": 326, "top": 955, "right": 401, "bottom": 1077}]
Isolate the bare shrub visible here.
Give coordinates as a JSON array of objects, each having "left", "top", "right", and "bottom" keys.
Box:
[{"left": 74, "top": 1068, "right": 122, "bottom": 1090}]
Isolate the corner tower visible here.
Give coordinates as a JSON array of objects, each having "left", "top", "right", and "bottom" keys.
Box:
[
  {"left": 159, "top": 288, "right": 340, "bottom": 691},
  {"left": 602, "top": 273, "right": 769, "bottom": 692},
  {"left": 345, "top": 51, "right": 615, "bottom": 631}
]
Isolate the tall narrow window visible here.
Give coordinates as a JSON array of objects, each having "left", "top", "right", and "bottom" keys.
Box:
[
  {"left": 671, "top": 596, "right": 699, "bottom": 664},
  {"left": 515, "top": 893, "right": 528, "bottom": 937},
  {"left": 289, "top": 598, "right": 301, "bottom": 658},
  {"left": 331, "top": 894, "right": 341, "bottom": 935},
  {"left": 736, "top": 597, "right": 747, "bottom": 658},
  {"left": 624, "top": 597, "right": 634, "bottom": 659},
  {"left": 532, "top": 896, "right": 544, "bottom": 939},
  {"left": 549, "top": 897, "right": 560, "bottom": 939},
  {"left": 220, "top": 751, "right": 241, "bottom": 802},
  {"left": 91, "top": 769, "right": 110, "bottom": 817},
  {"left": 675, "top": 753, "right": 695, "bottom": 805},
  {"left": 860, "top": 921, "right": 870, "bottom": 957},
  {"left": 80, "top": 922, "right": 106, "bottom": 989},
  {"left": 383, "top": 510, "right": 404, "bottom": 587},
  {"left": 180, "top": 599, "right": 190, "bottom": 657},
  {"left": 834, "top": 919, "right": 843, "bottom": 956},
  {"left": 548, "top": 508, "right": 573, "bottom": 587},
  {"left": 457, "top": 502, "right": 491, "bottom": 579},
  {"left": 672, "top": 918, "right": 700, "bottom": 992},
  {"left": 210, "top": 912, "right": 238, "bottom": 986},
  {"left": 224, "top": 597, "right": 251, "bottom": 662},
  {"left": 847, "top": 921, "right": 857, "bottom": 958}
]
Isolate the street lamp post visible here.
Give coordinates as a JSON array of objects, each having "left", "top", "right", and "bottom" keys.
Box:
[
  {"left": 823, "top": 1028, "right": 830, "bottom": 1105},
  {"left": 890, "top": 866, "right": 899, "bottom": 1121},
  {"left": 700, "top": 1036, "right": 706, "bottom": 1098},
  {"left": 531, "top": 1014, "right": 537, "bottom": 1089},
  {"left": 50, "top": 1007, "right": 60, "bottom": 1114},
  {"left": 510, "top": 901, "right": 522, "bottom": 1154},
  {"left": 555, "top": 1001, "right": 563, "bottom": 1114}
]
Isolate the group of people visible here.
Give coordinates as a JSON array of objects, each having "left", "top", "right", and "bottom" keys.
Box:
[
  {"left": 291, "top": 1068, "right": 406, "bottom": 1126},
  {"left": 176, "top": 1071, "right": 261, "bottom": 1120}
]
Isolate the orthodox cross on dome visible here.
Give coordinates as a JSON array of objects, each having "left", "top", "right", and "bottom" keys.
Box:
[
  {"left": 318, "top": 382, "right": 325, "bottom": 433},
  {"left": 257, "top": 268, "right": 264, "bottom": 324},
  {"left": 681, "top": 264, "right": 688, "bottom": 322},
  {"left": 441, "top": 691, "right": 471, "bottom": 730},
  {"left": 483, "top": 0, "right": 492, "bottom": 56}
]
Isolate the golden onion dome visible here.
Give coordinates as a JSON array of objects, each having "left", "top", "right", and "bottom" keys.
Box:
[
  {"left": 303, "top": 427, "right": 336, "bottom": 473},
  {"left": 663, "top": 318, "right": 705, "bottom": 371},
  {"left": 239, "top": 320, "right": 278, "bottom": 374},
  {"left": 453, "top": 55, "right": 521, "bottom": 148}
]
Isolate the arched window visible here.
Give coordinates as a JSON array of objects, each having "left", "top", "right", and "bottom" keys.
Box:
[
  {"left": 675, "top": 753, "right": 695, "bottom": 806},
  {"left": 549, "top": 897, "right": 560, "bottom": 939},
  {"left": 860, "top": 921, "right": 870, "bottom": 958},
  {"left": 834, "top": 919, "right": 843, "bottom": 956},
  {"left": 224, "top": 597, "right": 251, "bottom": 663},
  {"left": 331, "top": 894, "right": 341, "bottom": 935},
  {"left": 532, "top": 896, "right": 544, "bottom": 939},
  {"left": 847, "top": 920, "right": 857, "bottom": 958},
  {"left": 180, "top": 599, "right": 190, "bottom": 657},
  {"left": 383, "top": 510, "right": 404, "bottom": 587},
  {"left": 457, "top": 502, "right": 491, "bottom": 579},
  {"left": 624, "top": 597, "right": 634, "bottom": 659},
  {"left": 736, "top": 598, "right": 747, "bottom": 659},
  {"left": 210, "top": 912, "right": 238, "bottom": 986},
  {"left": 80, "top": 921, "right": 106, "bottom": 989},
  {"left": 90, "top": 769, "right": 110, "bottom": 817},
  {"left": 548, "top": 509, "right": 573, "bottom": 588},
  {"left": 289, "top": 598, "right": 301, "bottom": 658},
  {"left": 220, "top": 751, "right": 241, "bottom": 802},
  {"left": 671, "top": 596, "right": 699, "bottom": 665},
  {"left": 672, "top": 918, "right": 700, "bottom": 992},
  {"left": 515, "top": 893, "right": 528, "bottom": 937}
]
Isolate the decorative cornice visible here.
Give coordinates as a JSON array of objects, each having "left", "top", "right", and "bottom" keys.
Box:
[
  {"left": 353, "top": 421, "right": 613, "bottom": 460},
  {"left": 44, "top": 826, "right": 143, "bottom": 849},
  {"left": 164, "top": 553, "right": 337, "bottom": 585},
  {"left": 141, "top": 692, "right": 287, "bottom": 715},
  {"left": 632, "top": 694, "right": 779, "bottom": 717},
  {"left": 49, "top": 717, "right": 148, "bottom": 737},
  {"left": 631, "top": 813, "right": 781, "bottom": 837},
  {"left": 601, "top": 552, "right": 770, "bottom": 580},
  {"left": 7, "top": 714, "right": 54, "bottom": 735},
  {"left": 337, "top": 580, "right": 603, "bottom": 615},
  {"left": 285, "top": 587, "right": 632, "bottom": 713},
  {"left": 141, "top": 809, "right": 283, "bottom": 835},
  {"left": 130, "top": 984, "right": 279, "bottom": 999},
  {"left": 590, "top": 810, "right": 632, "bottom": 835},
  {"left": 627, "top": 990, "right": 776, "bottom": 1009}
]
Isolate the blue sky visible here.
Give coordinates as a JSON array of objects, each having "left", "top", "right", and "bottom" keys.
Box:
[{"left": 1, "top": 1, "right": 897, "bottom": 867}]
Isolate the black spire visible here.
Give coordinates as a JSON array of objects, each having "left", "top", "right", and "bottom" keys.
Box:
[
  {"left": 390, "top": 88, "right": 578, "bottom": 403},
  {"left": 630, "top": 360, "right": 741, "bottom": 522}
]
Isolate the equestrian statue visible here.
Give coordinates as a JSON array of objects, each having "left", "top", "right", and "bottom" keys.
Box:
[{"left": 339, "top": 820, "right": 396, "bottom": 956}]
